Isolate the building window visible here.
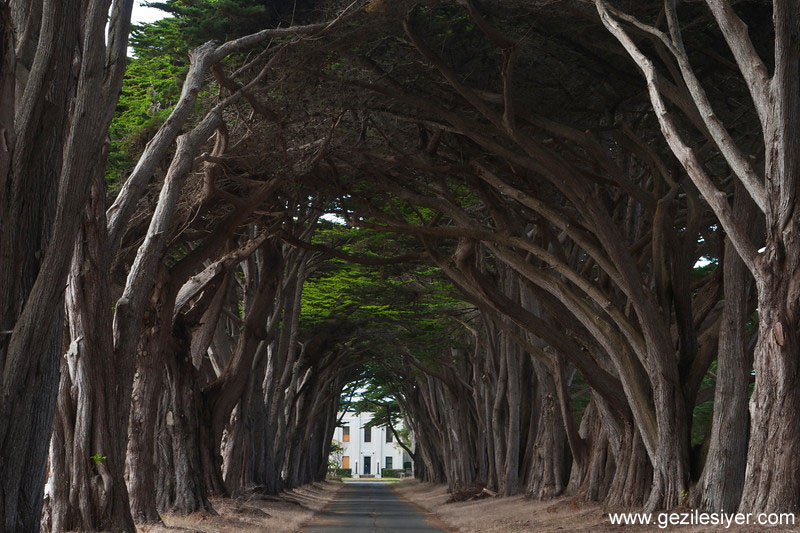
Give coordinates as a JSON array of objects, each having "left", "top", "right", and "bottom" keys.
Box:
[
  {"left": 385, "top": 456, "right": 393, "bottom": 469},
  {"left": 386, "top": 428, "right": 393, "bottom": 442},
  {"left": 364, "top": 426, "right": 371, "bottom": 442},
  {"left": 343, "top": 425, "right": 350, "bottom": 442},
  {"left": 343, "top": 456, "right": 350, "bottom": 468}
]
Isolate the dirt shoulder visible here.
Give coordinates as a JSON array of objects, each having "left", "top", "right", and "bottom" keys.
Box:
[
  {"left": 392, "top": 481, "right": 800, "bottom": 532},
  {"left": 137, "top": 480, "right": 343, "bottom": 533},
  {"left": 393, "top": 481, "right": 609, "bottom": 532}
]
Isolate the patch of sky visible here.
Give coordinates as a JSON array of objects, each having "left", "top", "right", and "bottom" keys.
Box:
[
  {"left": 694, "top": 256, "right": 714, "bottom": 268},
  {"left": 132, "top": 1, "right": 164, "bottom": 24},
  {"left": 322, "top": 213, "right": 346, "bottom": 224}
]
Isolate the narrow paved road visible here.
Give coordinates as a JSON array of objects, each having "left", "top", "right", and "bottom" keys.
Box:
[{"left": 304, "top": 482, "right": 445, "bottom": 532}]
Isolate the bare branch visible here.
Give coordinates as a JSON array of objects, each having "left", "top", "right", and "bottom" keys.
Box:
[
  {"left": 174, "top": 232, "right": 271, "bottom": 317},
  {"left": 595, "top": 0, "right": 759, "bottom": 274},
  {"left": 106, "top": 1, "right": 360, "bottom": 252},
  {"left": 602, "top": 0, "right": 767, "bottom": 213},
  {"left": 704, "top": 0, "right": 770, "bottom": 127}
]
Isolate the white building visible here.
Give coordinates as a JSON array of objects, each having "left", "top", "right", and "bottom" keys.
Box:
[{"left": 331, "top": 411, "right": 411, "bottom": 478}]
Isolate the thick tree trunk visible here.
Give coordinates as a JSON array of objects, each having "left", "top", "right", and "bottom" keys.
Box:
[
  {"left": 644, "top": 380, "right": 690, "bottom": 511},
  {"left": 126, "top": 313, "right": 169, "bottom": 524},
  {"left": 246, "top": 355, "right": 275, "bottom": 490},
  {"left": 568, "top": 399, "right": 613, "bottom": 502},
  {"left": 739, "top": 259, "right": 800, "bottom": 512},
  {"left": 490, "top": 341, "right": 508, "bottom": 494},
  {"left": 245, "top": 374, "right": 268, "bottom": 488},
  {"left": 0, "top": 2, "right": 131, "bottom": 528},
  {"left": 738, "top": 3, "right": 800, "bottom": 513},
  {"left": 205, "top": 240, "right": 282, "bottom": 472},
  {"left": 605, "top": 424, "right": 651, "bottom": 508},
  {"left": 525, "top": 359, "right": 568, "bottom": 499},
  {"left": 696, "top": 187, "right": 755, "bottom": 512},
  {"left": 501, "top": 335, "right": 522, "bottom": 496},
  {"left": 222, "top": 400, "right": 248, "bottom": 495},
  {"left": 0, "top": 3, "right": 76, "bottom": 529},
  {"left": 315, "top": 402, "right": 339, "bottom": 481},
  {"left": 0, "top": 313, "right": 62, "bottom": 533},
  {"left": 156, "top": 320, "right": 216, "bottom": 514},
  {"left": 476, "top": 325, "right": 499, "bottom": 491},
  {"left": 43, "top": 176, "right": 135, "bottom": 532},
  {"left": 257, "top": 346, "right": 286, "bottom": 493}
]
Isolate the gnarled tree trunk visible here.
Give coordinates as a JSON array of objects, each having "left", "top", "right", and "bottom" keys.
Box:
[
  {"left": 0, "top": 0, "right": 132, "bottom": 529},
  {"left": 43, "top": 175, "right": 135, "bottom": 532}
]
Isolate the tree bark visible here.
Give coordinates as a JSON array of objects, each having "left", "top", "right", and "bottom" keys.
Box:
[
  {"left": 125, "top": 293, "right": 170, "bottom": 524},
  {"left": 1, "top": 0, "right": 132, "bottom": 528},
  {"left": 738, "top": 0, "right": 800, "bottom": 514},
  {"left": 0, "top": 2, "right": 79, "bottom": 528},
  {"left": 43, "top": 175, "right": 135, "bottom": 532},
  {"left": 525, "top": 358, "right": 568, "bottom": 500},
  {"left": 156, "top": 319, "right": 215, "bottom": 514},
  {"left": 696, "top": 184, "right": 756, "bottom": 512}
]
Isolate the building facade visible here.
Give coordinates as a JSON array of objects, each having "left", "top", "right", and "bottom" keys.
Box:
[{"left": 331, "top": 411, "right": 411, "bottom": 478}]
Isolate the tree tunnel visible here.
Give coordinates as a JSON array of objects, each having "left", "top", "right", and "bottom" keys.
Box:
[{"left": 1, "top": 0, "right": 797, "bottom": 531}]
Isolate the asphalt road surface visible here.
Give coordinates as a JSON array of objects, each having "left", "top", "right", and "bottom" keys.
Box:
[{"left": 304, "top": 482, "right": 445, "bottom": 532}]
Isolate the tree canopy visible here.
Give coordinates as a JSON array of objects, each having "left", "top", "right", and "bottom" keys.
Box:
[{"left": 2, "top": 0, "right": 799, "bottom": 530}]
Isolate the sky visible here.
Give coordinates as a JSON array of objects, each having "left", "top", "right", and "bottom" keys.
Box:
[{"left": 131, "top": 1, "right": 165, "bottom": 25}]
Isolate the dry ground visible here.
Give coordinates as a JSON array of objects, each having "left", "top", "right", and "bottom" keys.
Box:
[
  {"left": 137, "top": 480, "right": 343, "bottom": 533},
  {"left": 393, "top": 480, "right": 800, "bottom": 533}
]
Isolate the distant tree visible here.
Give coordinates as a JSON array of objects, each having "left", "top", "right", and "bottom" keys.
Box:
[{"left": 327, "top": 439, "right": 345, "bottom": 475}]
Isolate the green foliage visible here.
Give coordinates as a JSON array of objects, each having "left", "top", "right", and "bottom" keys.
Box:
[
  {"left": 328, "top": 439, "right": 345, "bottom": 475},
  {"left": 129, "top": 16, "right": 190, "bottom": 61},
  {"left": 395, "top": 427, "right": 412, "bottom": 452},
  {"left": 107, "top": 53, "right": 183, "bottom": 186},
  {"left": 354, "top": 384, "right": 402, "bottom": 430},
  {"left": 691, "top": 398, "right": 714, "bottom": 447},
  {"left": 691, "top": 360, "right": 716, "bottom": 447},
  {"left": 338, "top": 379, "right": 364, "bottom": 412},
  {"left": 108, "top": 0, "right": 316, "bottom": 186},
  {"left": 90, "top": 453, "right": 107, "bottom": 467},
  {"left": 141, "top": 0, "right": 319, "bottom": 52},
  {"left": 301, "top": 221, "right": 465, "bottom": 361},
  {"left": 305, "top": 221, "right": 471, "bottom": 437},
  {"left": 380, "top": 468, "right": 403, "bottom": 478}
]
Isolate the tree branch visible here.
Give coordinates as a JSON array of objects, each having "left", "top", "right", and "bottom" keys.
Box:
[
  {"left": 602, "top": 0, "right": 767, "bottom": 213},
  {"left": 595, "top": 0, "right": 759, "bottom": 274}
]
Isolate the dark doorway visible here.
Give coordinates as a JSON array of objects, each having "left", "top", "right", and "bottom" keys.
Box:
[{"left": 364, "top": 456, "right": 371, "bottom": 475}]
